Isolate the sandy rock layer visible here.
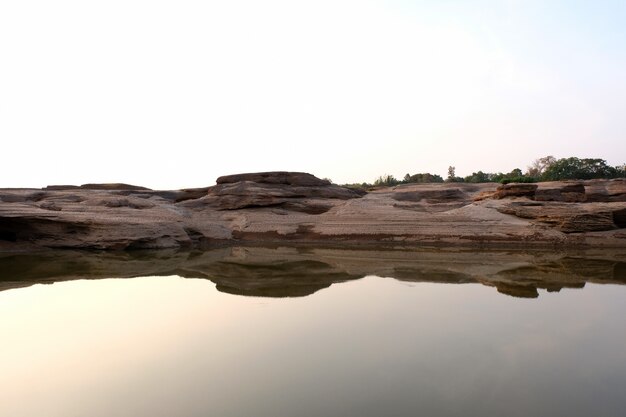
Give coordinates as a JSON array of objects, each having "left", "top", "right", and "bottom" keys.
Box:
[{"left": 1, "top": 172, "right": 625, "bottom": 250}]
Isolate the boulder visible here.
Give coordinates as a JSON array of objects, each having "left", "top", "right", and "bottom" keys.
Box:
[
  {"left": 202, "top": 173, "right": 362, "bottom": 212},
  {"left": 216, "top": 171, "right": 330, "bottom": 187}
]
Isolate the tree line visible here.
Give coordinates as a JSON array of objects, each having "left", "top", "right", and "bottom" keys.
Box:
[{"left": 342, "top": 156, "right": 626, "bottom": 189}]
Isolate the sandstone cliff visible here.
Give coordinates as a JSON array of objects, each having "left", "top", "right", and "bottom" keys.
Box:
[{"left": 1, "top": 172, "right": 625, "bottom": 250}]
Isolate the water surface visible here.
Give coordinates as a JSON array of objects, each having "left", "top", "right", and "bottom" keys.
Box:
[{"left": 1, "top": 247, "right": 625, "bottom": 417}]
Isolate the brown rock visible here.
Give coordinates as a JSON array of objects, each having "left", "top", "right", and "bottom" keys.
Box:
[
  {"left": 79, "top": 183, "right": 152, "bottom": 191},
  {"left": 43, "top": 185, "right": 80, "bottom": 190},
  {"left": 496, "top": 201, "right": 624, "bottom": 233},
  {"left": 216, "top": 171, "right": 330, "bottom": 187},
  {"left": 392, "top": 188, "right": 466, "bottom": 203},
  {"left": 614, "top": 208, "right": 626, "bottom": 228},
  {"left": 494, "top": 183, "right": 538, "bottom": 199},
  {"left": 0, "top": 190, "right": 46, "bottom": 203},
  {"left": 39, "top": 201, "right": 62, "bottom": 211},
  {"left": 0, "top": 187, "right": 193, "bottom": 250},
  {"left": 96, "top": 198, "right": 156, "bottom": 209},
  {"left": 200, "top": 175, "right": 362, "bottom": 212},
  {"left": 45, "top": 183, "right": 152, "bottom": 191},
  {"left": 129, "top": 187, "right": 210, "bottom": 203},
  {"left": 585, "top": 179, "right": 626, "bottom": 202},
  {"left": 558, "top": 212, "right": 616, "bottom": 233},
  {"left": 535, "top": 182, "right": 586, "bottom": 202}
]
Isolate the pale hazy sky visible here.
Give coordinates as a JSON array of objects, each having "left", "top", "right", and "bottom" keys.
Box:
[{"left": 1, "top": 0, "right": 625, "bottom": 189}]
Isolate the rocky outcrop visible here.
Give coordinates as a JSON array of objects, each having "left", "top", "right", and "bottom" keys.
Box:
[
  {"left": 496, "top": 202, "right": 620, "bottom": 233},
  {"left": 491, "top": 179, "right": 626, "bottom": 202},
  {"left": 535, "top": 182, "right": 587, "bottom": 202},
  {"left": 205, "top": 181, "right": 360, "bottom": 211},
  {"left": 494, "top": 183, "right": 538, "bottom": 199},
  {"left": 216, "top": 171, "right": 330, "bottom": 186},
  {"left": 0, "top": 187, "right": 194, "bottom": 250},
  {"left": 488, "top": 179, "right": 626, "bottom": 234},
  {"left": 584, "top": 179, "right": 626, "bottom": 202},
  {"left": 1, "top": 173, "right": 626, "bottom": 251},
  {"left": 44, "top": 183, "right": 151, "bottom": 191},
  {"left": 182, "top": 172, "right": 362, "bottom": 213},
  {"left": 392, "top": 188, "right": 467, "bottom": 203}
]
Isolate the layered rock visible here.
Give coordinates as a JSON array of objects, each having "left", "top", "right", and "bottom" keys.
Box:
[
  {"left": 216, "top": 171, "right": 331, "bottom": 186},
  {"left": 194, "top": 172, "right": 361, "bottom": 213},
  {"left": 585, "top": 179, "right": 626, "bottom": 202},
  {"left": 494, "top": 183, "right": 538, "bottom": 199},
  {"left": 491, "top": 179, "right": 626, "bottom": 202},
  {"left": 495, "top": 202, "right": 622, "bottom": 233},
  {"left": 1, "top": 173, "right": 626, "bottom": 250},
  {"left": 535, "top": 182, "right": 587, "bottom": 202}
]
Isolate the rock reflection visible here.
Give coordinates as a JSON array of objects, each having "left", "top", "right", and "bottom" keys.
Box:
[{"left": 1, "top": 246, "right": 625, "bottom": 298}]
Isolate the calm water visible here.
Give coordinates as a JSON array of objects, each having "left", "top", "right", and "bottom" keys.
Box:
[{"left": 1, "top": 247, "right": 625, "bottom": 417}]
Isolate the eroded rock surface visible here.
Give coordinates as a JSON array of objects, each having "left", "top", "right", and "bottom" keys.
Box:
[
  {"left": 535, "top": 182, "right": 587, "bottom": 202},
  {"left": 198, "top": 174, "right": 361, "bottom": 212},
  {"left": 217, "top": 171, "right": 330, "bottom": 186},
  {"left": 494, "top": 183, "right": 538, "bottom": 199},
  {"left": 1, "top": 173, "right": 626, "bottom": 250}
]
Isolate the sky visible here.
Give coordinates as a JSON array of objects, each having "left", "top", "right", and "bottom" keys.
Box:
[{"left": 1, "top": 0, "right": 625, "bottom": 189}]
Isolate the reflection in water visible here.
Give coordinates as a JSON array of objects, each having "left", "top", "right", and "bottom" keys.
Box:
[
  {"left": 1, "top": 246, "right": 626, "bottom": 298},
  {"left": 1, "top": 247, "right": 626, "bottom": 417}
]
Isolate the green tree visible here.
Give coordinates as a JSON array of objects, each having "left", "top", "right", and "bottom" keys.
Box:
[
  {"left": 446, "top": 166, "right": 464, "bottom": 182},
  {"left": 464, "top": 171, "right": 491, "bottom": 183},
  {"left": 491, "top": 168, "right": 535, "bottom": 184},
  {"left": 373, "top": 174, "right": 400, "bottom": 187},
  {"left": 447, "top": 166, "right": 455, "bottom": 181},
  {"left": 405, "top": 173, "right": 445, "bottom": 183},
  {"left": 526, "top": 155, "right": 556, "bottom": 178},
  {"left": 541, "top": 157, "right": 618, "bottom": 180}
]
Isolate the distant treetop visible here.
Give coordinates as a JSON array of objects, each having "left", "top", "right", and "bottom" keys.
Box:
[{"left": 348, "top": 156, "right": 625, "bottom": 189}]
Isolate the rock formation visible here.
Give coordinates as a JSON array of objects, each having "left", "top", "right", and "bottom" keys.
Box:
[{"left": 1, "top": 172, "right": 625, "bottom": 250}]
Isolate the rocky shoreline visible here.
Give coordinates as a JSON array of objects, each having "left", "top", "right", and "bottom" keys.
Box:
[{"left": 1, "top": 172, "right": 625, "bottom": 251}]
